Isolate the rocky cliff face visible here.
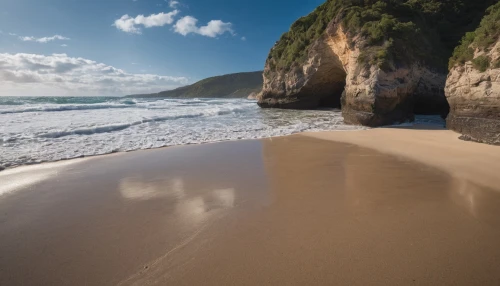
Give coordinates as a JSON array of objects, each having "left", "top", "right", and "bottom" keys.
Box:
[
  {"left": 446, "top": 42, "right": 500, "bottom": 145},
  {"left": 258, "top": 20, "right": 447, "bottom": 126},
  {"left": 258, "top": 0, "right": 497, "bottom": 128},
  {"left": 258, "top": 22, "right": 350, "bottom": 110},
  {"left": 445, "top": 2, "right": 500, "bottom": 145}
]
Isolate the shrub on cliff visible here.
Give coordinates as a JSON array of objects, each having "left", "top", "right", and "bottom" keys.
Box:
[
  {"left": 449, "top": 1, "right": 500, "bottom": 70},
  {"left": 268, "top": 0, "right": 495, "bottom": 73},
  {"left": 472, "top": 55, "right": 491, "bottom": 72}
]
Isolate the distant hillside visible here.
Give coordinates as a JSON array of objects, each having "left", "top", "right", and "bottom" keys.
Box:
[{"left": 131, "top": 71, "right": 263, "bottom": 98}]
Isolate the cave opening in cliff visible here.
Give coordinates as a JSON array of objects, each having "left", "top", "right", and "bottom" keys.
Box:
[
  {"left": 318, "top": 79, "right": 345, "bottom": 108},
  {"left": 413, "top": 95, "right": 450, "bottom": 119},
  {"left": 306, "top": 63, "right": 347, "bottom": 109}
]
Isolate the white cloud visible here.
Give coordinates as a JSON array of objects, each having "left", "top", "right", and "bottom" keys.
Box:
[
  {"left": 173, "top": 16, "right": 199, "bottom": 36},
  {"left": 174, "top": 16, "right": 234, "bottom": 38},
  {"left": 0, "top": 53, "right": 188, "bottom": 96},
  {"left": 241, "top": 36, "right": 246, "bottom": 41},
  {"left": 169, "top": 0, "right": 180, "bottom": 8},
  {"left": 114, "top": 10, "right": 179, "bottom": 34},
  {"left": 8, "top": 33, "right": 17, "bottom": 36},
  {"left": 198, "top": 20, "right": 234, "bottom": 37},
  {"left": 20, "top": 35, "right": 70, "bottom": 43},
  {"left": 61, "top": 44, "right": 68, "bottom": 47}
]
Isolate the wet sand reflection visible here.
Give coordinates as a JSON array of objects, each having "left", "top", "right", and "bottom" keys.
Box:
[{"left": 1, "top": 137, "right": 500, "bottom": 286}]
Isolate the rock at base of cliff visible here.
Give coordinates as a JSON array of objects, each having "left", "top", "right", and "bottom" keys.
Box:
[
  {"left": 447, "top": 115, "right": 500, "bottom": 145},
  {"left": 342, "top": 109, "right": 415, "bottom": 127},
  {"left": 445, "top": 46, "right": 500, "bottom": 146},
  {"left": 247, "top": 92, "right": 260, "bottom": 100}
]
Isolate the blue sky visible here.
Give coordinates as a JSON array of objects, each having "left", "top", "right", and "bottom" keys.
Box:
[{"left": 0, "top": 0, "right": 324, "bottom": 96}]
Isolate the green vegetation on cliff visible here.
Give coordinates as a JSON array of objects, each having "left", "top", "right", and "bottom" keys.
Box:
[
  {"left": 269, "top": 0, "right": 495, "bottom": 72},
  {"left": 130, "top": 71, "right": 263, "bottom": 98},
  {"left": 449, "top": 1, "right": 500, "bottom": 70}
]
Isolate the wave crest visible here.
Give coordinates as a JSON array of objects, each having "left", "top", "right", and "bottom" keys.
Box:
[{"left": 38, "top": 106, "right": 247, "bottom": 138}]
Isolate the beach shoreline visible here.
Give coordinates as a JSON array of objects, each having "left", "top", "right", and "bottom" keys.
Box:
[
  {"left": 1, "top": 126, "right": 500, "bottom": 285},
  {"left": 3, "top": 124, "right": 498, "bottom": 190}
]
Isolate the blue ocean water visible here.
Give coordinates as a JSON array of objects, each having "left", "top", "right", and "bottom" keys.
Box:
[{"left": 0, "top": 96, "right": 369, "bottom": 169}]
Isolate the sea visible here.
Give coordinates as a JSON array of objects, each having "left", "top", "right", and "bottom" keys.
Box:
[
  {"left": 0, "top": 96, "right": 368, "bottom": 169},
  {"left": 0, "top": 96, "right": 445, "bottom": 170}
]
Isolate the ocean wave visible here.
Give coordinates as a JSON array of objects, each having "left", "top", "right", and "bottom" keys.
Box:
[
  {"left": 0, "top": 100, "right": 25, "bottom": 106},
  {"left": 38, "top": 107, "right": 247, "bottom": 138},
  {"left": 215, "top": 107, "right": 247, "bottom": 116},
  {"left": 40, "top": 123, "right": 134, "bottom": 138},
  {"left": 120, "top": 99, "right": 137, "bottom": 105},
  {"left": 0, "top": 99, "right": 245, "bottom": 114},
  {"left": 0, "top": 104, "right": 139, "bottom": 114},
  {"left": 0, "top": 137, "right": 16, "bottom": 143},
  {"left": 0, "top": 97, "right": 379, "bottom": 170}
]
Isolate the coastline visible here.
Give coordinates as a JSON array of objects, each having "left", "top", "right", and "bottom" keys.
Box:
[
  {"left": 2, "top": 0, "right": 499, "bottom": 283},
  {"left": 2, "top": 125, "right": 500, "bottom": 285},
  {"left": 3, "top": 124, "right": 499, "bottom": 191}
]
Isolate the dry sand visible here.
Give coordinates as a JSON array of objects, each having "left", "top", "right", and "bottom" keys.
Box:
[
  {"left": 303, "top": 125, "right": 500, "bottom": 191},
  {"left": 1, "top": 129, "right": 500, "bottom": 286}
]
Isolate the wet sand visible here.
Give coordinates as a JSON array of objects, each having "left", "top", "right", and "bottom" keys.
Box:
[{"left": 1, "top": 132, "right": 500, "bottom": 285}]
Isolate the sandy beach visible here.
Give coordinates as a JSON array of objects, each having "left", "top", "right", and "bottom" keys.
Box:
[{"left": 1, "top": 127, "right": 500, "bottom": 285}]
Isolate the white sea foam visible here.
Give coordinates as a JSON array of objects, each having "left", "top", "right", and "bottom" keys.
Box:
[
  {"left": 3, "top": 96, "right": 427, "bottom": 169},
  {"left": 0, "top": 103, "right": 138, "bottom": 114}
]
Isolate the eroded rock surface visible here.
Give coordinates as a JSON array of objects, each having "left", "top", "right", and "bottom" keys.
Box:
[
  {"left": 258, "top": 20, "right": 447, "bottom": 126},
  {"left": 445, "top": 42, "right": 500, "bottom": 145}
]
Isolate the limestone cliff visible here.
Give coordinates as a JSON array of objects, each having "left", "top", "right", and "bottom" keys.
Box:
[
  {"left": 446, "top": 2, "right": 500, "bottom": 145},
  {"left": 259, "top": 0, "right": 494, "bottom": 127},
  {"left": 259, "top": 20, "right": 447, "bottom": 126}
]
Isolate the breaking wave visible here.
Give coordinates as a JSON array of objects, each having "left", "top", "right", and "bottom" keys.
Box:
[{"left": 0, "top": 96, "right": 379, "bottom": 169}]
